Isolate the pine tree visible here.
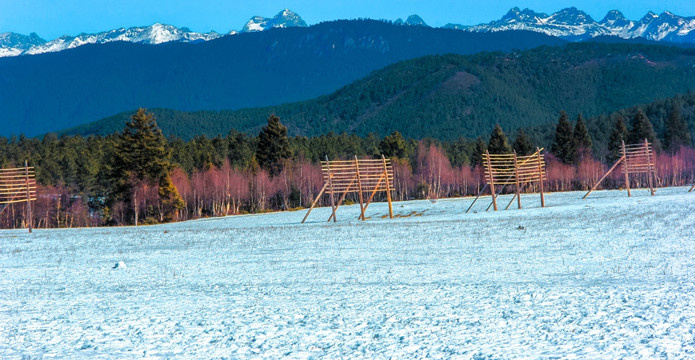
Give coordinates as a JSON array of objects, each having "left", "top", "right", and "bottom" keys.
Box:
[
  {"left": 627, "top": 109, "right": 657, "bottom": 145},
  {"left": 255, "top": 114, "right": 291, "bottom": 177},
  {"left": 470, "top": 137, "right": 487, "bottom": 168},
  {"left": 551, "top": 111, "right": 575, "bottom": 164},
  {"left": 512, "top": 129, "right": 534, "bottom": 156},
  {"left": 487, "top": 124, "right": 512, "bottom": 154},
  {"left": 572, "top": 114, "right": 592, "bottom": 162},
  {"left": 664, "top": 103, "right": 692, "bottom": 153},
  {"left": 380, "top": 131, "right": 408, "bottom": 159},
  {"left": 110, "top": 108, "right": 176, "bottom": 225},
  {"left": 158, "top": 174, "right": 185, "bottom": 222},
  {"left": 607, "top": 114, "right": 628, "bottom": 163}
]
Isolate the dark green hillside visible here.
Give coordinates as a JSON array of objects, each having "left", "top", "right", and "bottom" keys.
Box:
[
  {"left": 64, "top": 42, "right": 695, "bottom": 141},
  {"left": 1, "top": 20, "right": 565, "bottom": 137}
]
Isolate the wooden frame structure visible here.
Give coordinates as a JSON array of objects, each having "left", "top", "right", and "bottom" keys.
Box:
[
  {"left": 0, "top": 161, "right": 37, "bottom": 232},
  {"left": 467, "top": 148, "right": 546, "bottom": 213},
  {"left": 584, "top": 139, "right": 656, "bottom": 199},
  {"left": 302, "top": 155, "right": 394, "bottom": 223}
]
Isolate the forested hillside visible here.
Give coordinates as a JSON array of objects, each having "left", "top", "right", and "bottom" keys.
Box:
[
  {"left": 3, "top": 89, "right": 694, "bottom": 228},
  {"left": 64, "top": 42, "right": 695, "bottom": 141},
  {"left": 0, "top": 20, "right": 565, "bottom": 136}
]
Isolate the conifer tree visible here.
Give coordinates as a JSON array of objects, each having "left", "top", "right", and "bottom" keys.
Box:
[
  {"left": 487, "top": 124, "right": 512, "bottom": 155},
  {"left": 255, "top": 114, "right": 291, "bottom": 177},
  {"left": 551, "top": 111, "right": 575, "bottom": 164},
  {"left": 572, "top": 114, "right": 592, "bottom": 162},
  {"left": 664, "top": 103, "right": 692, "bottom": 153},
  {"left": 512, "top": 130, "right": 534, "bottom": 156},
  {"left": 380, "top": 131, "right": 408, "bottom": 159},
  {"left": 627, "top": 109, "right": 657, "bottom": 145},
  {"left": 110, "top": 108, "right": 177, "bottom": 225},
  {"left": 470, "top": 137, "right": 487, "bottom": 168},
  {"left": 607, "top": 114, "right": 628, "bottom": 163}
]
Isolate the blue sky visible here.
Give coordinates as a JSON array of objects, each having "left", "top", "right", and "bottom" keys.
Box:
[{"left": 2, "top": 0, "right": 694, "bottom": 40}]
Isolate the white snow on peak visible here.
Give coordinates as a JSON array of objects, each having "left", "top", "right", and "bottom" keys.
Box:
[{"left": 463, "top": 7, "right": 695, "bottom": 43}]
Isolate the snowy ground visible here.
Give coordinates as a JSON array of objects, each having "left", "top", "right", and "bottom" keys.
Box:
[{"left": 1, "top": 187, "right": 694, "bottom": 359}]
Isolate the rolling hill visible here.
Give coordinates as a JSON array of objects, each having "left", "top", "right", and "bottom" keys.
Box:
[{"left": 63, "top": 42, "right": 695, "bottom": 142}]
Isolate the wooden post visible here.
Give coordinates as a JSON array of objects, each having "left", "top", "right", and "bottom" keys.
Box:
[
  {"left": 360, "top": 174, "right": 385, "bottom": 217},
  {"left": 326, "top": 156, "right": 337, "bottom": 222},
  {"left": 328, "top": 176, "right": 357, "bottom": 222},
  {"left": 622, "top": 140, "right": 631, "bottom": 197},
  {"left": 583, "top": 154, "right": 625, "bottom": 199},
  {"left": 355, "top": 156, "right": 366, "bottom": 221},
  {"left": 537, "top": 148, "right": 545, "bottom": 207},
  {"left": 513, "top": 151, "right": 521, "bottom": 209},
  {"left": 301, "top": 182, "right": 329, "bottom": 223},
  {"left": 689, "top": 183, "right": 695, "bottom": 192},
  {"left": 382, "top": 155, "right": 393, "bottom": 219},
  {"left": 645, "top": 139, "right": 655, "bottom": 196},
  {"left": 24, "top": 161, "right": 32, "bottom": 233},
  {"left": 486, "top": 151, "right": 498, "bottom": 211}
]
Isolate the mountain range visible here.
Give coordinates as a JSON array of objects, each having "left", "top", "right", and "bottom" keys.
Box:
[
  {"left": 3, "top": 7, "right": 695, "bottom": 58},
  {"left": 449, "top": 7, "right": 695, "bottom": 43},
  {"left": 0, "top": 20, "right": 565, "bottom": 136},
  {"left": 0, "top": 9, "right": 307, "bottom": 57}
]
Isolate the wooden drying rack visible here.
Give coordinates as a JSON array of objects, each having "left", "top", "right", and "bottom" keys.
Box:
[
  {"left": 584, "top": 139, "right": 656, "bottom": 199},
  {"left": 0, "top": 161, "right": 37, "bottom": 232},
  {"left": 467, "top": 147, "right": 546, "bottom": 213},
  {"left": 302, "top": 155, "right": 394, "bottom": 223}
]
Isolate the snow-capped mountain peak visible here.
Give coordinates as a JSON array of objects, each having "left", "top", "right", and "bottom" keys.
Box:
[
  {"left": 1, "top": 9, "right": 308, "bottom": 58},
  {"left": 463, "top": 7, "right": 695, "bottom": 44},
  {"left": 548, "top": 7, "right": 594, "bottom": 25},
  {"left": 3, "top": 23, "right": 223, "bottom": 57},
  {"left": 240, "top": 9, "right": 307, "bottom": 32}
]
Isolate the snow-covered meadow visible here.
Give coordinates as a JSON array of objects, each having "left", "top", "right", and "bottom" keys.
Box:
[{"left": 1, "top": 187, "right": 694, "bottom": 359}]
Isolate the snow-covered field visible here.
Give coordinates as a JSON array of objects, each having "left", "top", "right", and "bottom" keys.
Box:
[{"left": 2, "top": 187, "right": 694, "bottom": 359}]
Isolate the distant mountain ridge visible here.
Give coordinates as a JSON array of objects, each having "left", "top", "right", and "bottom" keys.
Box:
[
  {"left": 0, "top": 20, "right": 566, "bottom": 136},
  {"left": 4, "top": 7, "right": 695, "bottom": 58},
  {"left": 0, "top": 9, "right": 308, "bottom": 57},
  {"left": 447, "top": 7, "right": 695, "bottom": 43}
]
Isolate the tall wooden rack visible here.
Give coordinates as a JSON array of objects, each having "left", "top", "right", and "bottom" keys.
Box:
[
  {"left": 467, "top": 148, "right": 546, "bottom": 212},
  {"left": 302, "top": 155, "right": 394, "bottom": 223},
  {"left": 0, "top": 161, "right": 37, "bottom": 232},
  {"left": 584, "top": 139, "right": 656, "bottom": 199}
]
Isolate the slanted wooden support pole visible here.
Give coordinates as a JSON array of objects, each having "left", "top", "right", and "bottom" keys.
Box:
[
  {"left": 537, "top": 147, "right": 545, "bottom": 207},
  {"left": 328, "top": 176, "right": 357, "bottom": 222},
  {"left": 583, "top": 154, "right": 625, "bottom": 199},
  {"left": 689, "top": 183, "right": 695, "bottom": 192},
  {"left": 301, "top": 182, "right": 329, "bottom": 223},
  {"left": 359, "top": 173, "right": 385, "bottom": 219},
  {"left": 24, "top": 160, "right": 32, "bottom": 233},
  {"left": 326, "top": 156, "right": 337, "bottom": 222},
  {"left": 355, "top": 156, "right": 366, "bottom": 221},
  {"left": 622, "top": 140, "right": 631, "bottom": 197},
  {"left": 645, "top": 138, "right": 655, "bottom": 196},
  {"left": 382, "top": 155, "right": 394, "bottom": 219},
  {"left": 513, "top": 151, "right": 522, "bottom": 209},
  {"left": 486, "top": 151, "right": 498, "bottom": 211},
  {"left": 466, "top": 183, "right": 488, "bottom": 214}
]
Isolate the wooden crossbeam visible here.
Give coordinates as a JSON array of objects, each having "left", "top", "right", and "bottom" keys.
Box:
[
  {"left": 584, "top": 139, "right": 656, "bottom": 199},
  {"left": 303, "top": 155, "right": 395, "bottom": 223},
  {"left": 477, "top": 148, "right": 546, "bottom": 212},
  {"left": 0, "top": 161, "right": 35, "bottom": 232}
]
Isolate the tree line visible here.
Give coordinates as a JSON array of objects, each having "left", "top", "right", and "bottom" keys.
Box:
[{"left": 0, "top": 103, "right": 693, "bottom": 229}]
